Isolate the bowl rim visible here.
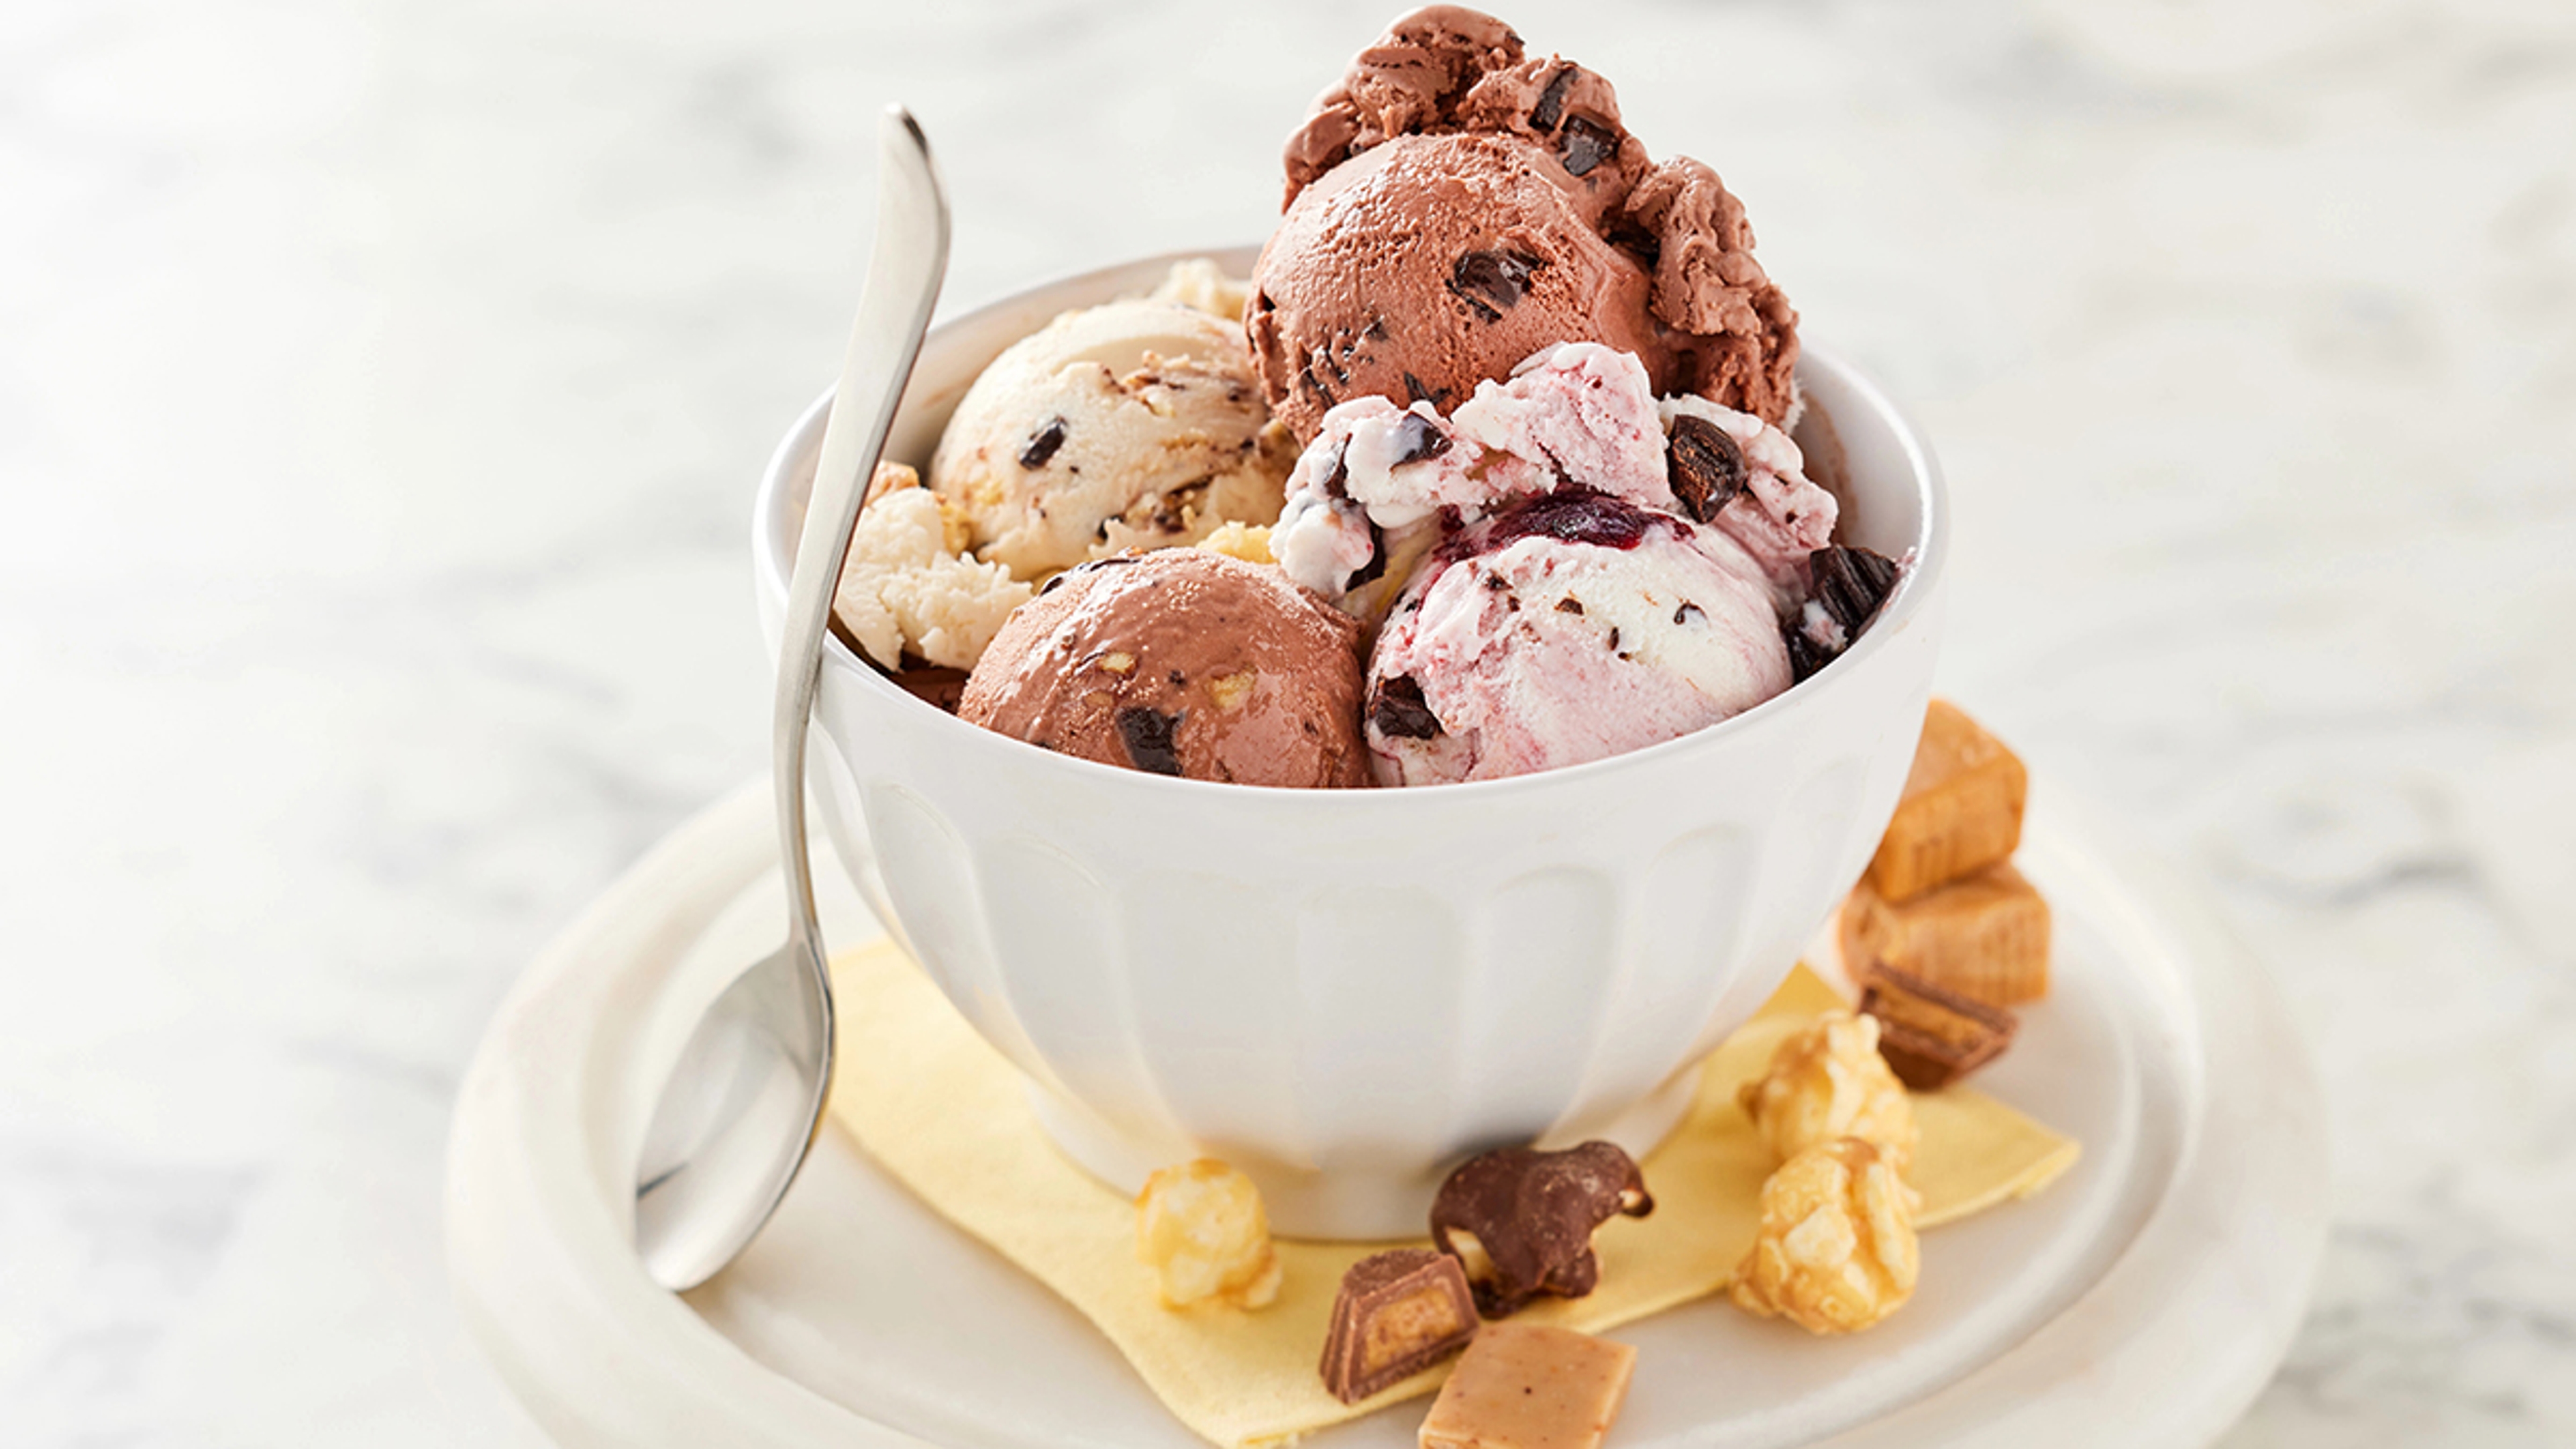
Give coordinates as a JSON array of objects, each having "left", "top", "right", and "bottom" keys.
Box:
[{"left": 751, "top": 246, "right": 1950, "bottom": 803}]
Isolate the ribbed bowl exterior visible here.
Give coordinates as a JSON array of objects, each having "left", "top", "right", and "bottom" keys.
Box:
[{"left": 755, "top": 250, "right": 1947, "bottom": 1238}]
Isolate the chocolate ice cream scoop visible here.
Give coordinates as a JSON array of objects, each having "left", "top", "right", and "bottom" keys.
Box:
[
  {"left": 957, "top": 549, "right": 1371, "bottom": 788},
  {"left": 1250, "top": 5, "right": 1798, "bottom": 443}
]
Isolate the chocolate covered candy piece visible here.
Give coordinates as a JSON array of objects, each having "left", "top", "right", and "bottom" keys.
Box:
[
  {"left": 1318, "top": 1248, "right": 1479, "bottom": 1404},
  {"left": 1860, "top": 965, "right": 2020, "bottom": 1090},
  {"left": 1430, "top": 1142, "right": 1652, "bottom": 1318}
]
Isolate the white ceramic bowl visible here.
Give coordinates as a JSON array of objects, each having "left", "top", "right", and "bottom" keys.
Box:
[{"left": 753, "top": 247, "right": 1948, "bottom": 1238}]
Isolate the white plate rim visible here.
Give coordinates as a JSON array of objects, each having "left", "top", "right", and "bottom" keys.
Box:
[{"left": 445, "top": 779, "right": 2327, "bottom": 1449}]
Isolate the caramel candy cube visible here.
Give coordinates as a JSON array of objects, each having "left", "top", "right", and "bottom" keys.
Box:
[
  {"left": 1843, "top": 860, "right": 2051, "bottom": 1006},
  {"left": 1860, "top": 965, "right": 2020, "bottom": 1090},
  {"left": 1320, "top": 1249, "right": 1479, "bottom": 1403},
  {"left": 1418, "top": 1323, "right": 1636, "bottom": 1449},
  {"left": 1866, "top": 700, "right": 2028, "bottom": 902}
]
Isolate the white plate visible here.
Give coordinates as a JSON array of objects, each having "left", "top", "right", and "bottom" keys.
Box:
[{"left": 447, "top": 780, "right": 2326, "bottom": 1449}]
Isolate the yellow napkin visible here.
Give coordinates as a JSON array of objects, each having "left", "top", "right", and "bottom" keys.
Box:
[{"left": 826, "top": 942, "right": 2078, "bottom": 1449}]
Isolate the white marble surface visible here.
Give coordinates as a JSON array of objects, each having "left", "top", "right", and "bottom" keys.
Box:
[{"left": 1, "top": 0, "right": 2568, "bottom": 1444}]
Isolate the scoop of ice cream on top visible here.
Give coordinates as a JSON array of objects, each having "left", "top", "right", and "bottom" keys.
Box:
[
  {"left": 930, "top": 296, "right": 1293, "bottom": 579},
  {"left": 1364, "top": 490, "right": 1794, "bottom": 787},
  {"left": 1272, "top": 341, "right": 1834, "bottom": 608},
  {"left": 957, "top": 548, "right": 1371, "bottom": 789},
  {"left": 1248, "top": 4, "right": 1799, "bottom": 444}
]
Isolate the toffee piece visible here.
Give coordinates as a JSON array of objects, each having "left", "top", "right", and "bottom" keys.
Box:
[
  {"left": 1430, "top": 1142, "right": 1652, "bottom": 1318},
  {"left": 1318, "top": 1248, "right": 1479, "bottom": 1403},
  {"left": 1417, "top": 1322, "right": 1636, "bottom": 1449},
  {"left": 1858, "top": 965, "right": 2021, "bottom": 1090}
]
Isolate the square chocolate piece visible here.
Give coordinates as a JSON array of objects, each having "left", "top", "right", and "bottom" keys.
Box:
[
  {"left": 1418, "top": 1322, "right": 1635, "bottom": 1449},
  {"left": 1860, "top": 965, "right": 2020, "bottom": 1090},
  {"left": 1321, "top": 1249, "right": 1479, "bottom": 1404}
]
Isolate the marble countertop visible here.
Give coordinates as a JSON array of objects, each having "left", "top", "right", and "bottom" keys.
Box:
[{"left": 3, "top": 0, "right": 2569, "bottom": 1443}]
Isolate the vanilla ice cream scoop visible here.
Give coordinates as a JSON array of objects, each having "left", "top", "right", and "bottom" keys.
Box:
[{"left": 930, "top": 295, "right": 1295, "bottom": 578}]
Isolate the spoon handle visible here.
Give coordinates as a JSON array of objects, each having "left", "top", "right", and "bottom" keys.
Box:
[{"left": 775, "top": 108, "right": 953, "bottom": 955}]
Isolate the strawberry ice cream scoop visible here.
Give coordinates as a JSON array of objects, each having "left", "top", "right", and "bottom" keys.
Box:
[
  {"left": 1364, "top": 490, "right": 1793, "bottom": 787},
  {"left": 1273, "top": 342, "right": 1835, "bottom": 614}
]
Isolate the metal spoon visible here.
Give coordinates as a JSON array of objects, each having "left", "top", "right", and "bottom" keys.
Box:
[{"left": 633, "top": 106, "right": 950, "bottom": 1292}]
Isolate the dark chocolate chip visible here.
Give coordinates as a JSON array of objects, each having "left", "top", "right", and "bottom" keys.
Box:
[
  {"left": 1018, "top": 416, "right": 1069, "bottom": 470},
  {"left": 1449, "top": 249, "right": 1543, "bottom": 323},
  {"left": 1605, "top": 214, "right": 1662, "bottom": 269},
  {"left": 1484, "top": 571, "right": 1510, "bottom": 590},
  {"left": 1344, "top": 518, "right": 1389, "bottom": 591},
  {"left": 1666, "top": 415, "right": 1749, "bottom": 523},
  {"left": 1371, "top": 675, "right": 1442, "bottom": 740},
  {"left": 1607, "top": 626, "right": 1621, "bottom": 653},
  {"left": 1321, "top": 440, "right": 1353, "bottom": 501},
  {"left": 1809, "top": 545, "right": 1901, "bottom": 634},
  {"left": 1167, "top": 669, "right": 1185, "bottom": 686},
  {"left": 1556, "top": 596, "right": 1584, "bottom": 614},
  {"left": 1784, "top": 619, "right": 1835, "bottom": 682},
  {"left": 1557, "top": 115, "right": 1619, "bottom": 177},
  {"left": 1116, "top": 706, "right": 1185, "bottom": 776},
  {"left": 1529, "top": 66, "right": 1575, "bottom": 133},
  {"left": 1401, "top": 370, "right": 1449, "bottom": 407},
  {"left": 1301, "top": 364, "right": 1337, "bottom": 407},
  {"left": 1675, "top": 602, "right": 1705, "bottom": 626},
  {"left": 1388, "top": 412, "right": 1452, "bottom": 468}
]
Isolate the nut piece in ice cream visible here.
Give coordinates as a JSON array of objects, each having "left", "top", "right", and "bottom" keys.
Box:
[
  {"left": 1133, "top": 1159, "right": 1281, "bottom": 1309},
  {"left": 1250, "top": 5, "right": 1799, "bottom": 443},
  {"left": 1864, "top": 699, "right": 2030, "bottom": 902},
  {"left": 958, "top": 549, "right": 1371, "bottom": 788},
  {"left": 1429, "top": 1142, "right": 1652, "bottom": 1318},
  {"left": 830, "top": 462, "right": 1036, "bottom": 672},
  {"left": 1417, "top": 1322, "right": 1636, "bottom": 1449},
  {"left": 1736, "top": 1008, "right": 1918, "bottom": 1171},
  {"left": 1729, "top": 1138, "right": 1920, "bottom": 1335},
  {"left": 1318, "top": 1248, "right": 1479, "bottom": 1403},
  {"left": 930, "top": 290, "right": 1293, "bottom": 578}
]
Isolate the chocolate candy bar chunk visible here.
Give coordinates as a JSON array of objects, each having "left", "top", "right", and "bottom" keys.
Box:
[
  {"left": 1430, "top": 1143, "right": 1652, "bottom": 1318},
  {"left": 1844, "top": 859, "right": 2051, "bottom": 1006},
  {"left": 1860, "top": 965, "right": 2020, "bottom": 1090},
  {"left": 1418, "top": 1322, "right": 1636, "bottom": 1449},
  {"left": 1866, "top": 700, "right": 2029, "bottom": 902},
  {"left": 1318, "top": 1248, "right": 1478, "bottom": 1404}
]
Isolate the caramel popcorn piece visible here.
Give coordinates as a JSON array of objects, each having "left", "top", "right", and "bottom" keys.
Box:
[
  {"left": 1843, "top": 861, "right": 2052, "bottom": 1006},
  {"left": 1729, "top": 1138, "right": 1920, "bottom": 1334},
  {"left": 1865, "top": 700, "right": 2027, "bottom": 902},
  {"left": 1430, "top": 1143, "right": 1653, "bottom": 1318},
  {"left": 1860, "top": 965, "right": 2020, "bottom": 1090},
  {"left": 1417, "top": 1322, "right": 1636, "bottom": 1449},
  {"left": 1134, "top": 1159, "right": 1281, "bottom": 1309},
  {"left": 1736, "top": 1010, "right": 1918, "bottom": 1171},
  {"left": 1318, "top": 1248, "right": 1479, "bottom": 1403}
]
